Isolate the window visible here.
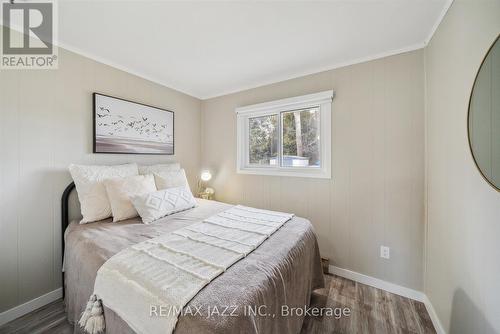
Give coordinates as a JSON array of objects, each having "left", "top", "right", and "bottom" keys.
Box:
[
  {"left": 236, "top": 90, "right": 333, "bottom": 178},
  {"left": 248, "top": 114, "right": 278, "bottom": 166}
]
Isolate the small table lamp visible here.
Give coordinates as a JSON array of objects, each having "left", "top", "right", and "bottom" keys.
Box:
[
  {"left": 198, "top": 170, "right": 215, "bottom": 200},
  {"left": 201, "top": 170, "right": 212, "bottom": 182}
]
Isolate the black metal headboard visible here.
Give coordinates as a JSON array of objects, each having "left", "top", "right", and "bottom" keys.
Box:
[{"left": 61, "top": 181, "right": 75, "bottom": 298}]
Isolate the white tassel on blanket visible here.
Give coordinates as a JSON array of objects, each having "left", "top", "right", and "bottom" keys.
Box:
[
  {"left": 79, "top": 294, "right": 105, "bottom": 334},
  {"left": 78, "top": 294, "right": 96, "bottom": 328},
  {"left": 79, "top": 205, "right": 293, "bottom": 334}
]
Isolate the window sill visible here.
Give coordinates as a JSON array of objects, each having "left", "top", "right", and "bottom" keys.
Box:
[{"left": 237, "top": 166, "right": 331, "bottom": 179}]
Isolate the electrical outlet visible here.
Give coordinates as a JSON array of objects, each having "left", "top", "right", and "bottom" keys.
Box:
[{"left": 380, "top": 246, "right": 390, "bottom": 259}]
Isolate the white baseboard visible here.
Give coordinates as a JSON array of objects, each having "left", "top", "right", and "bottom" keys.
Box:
[
  {"left": 422, "top": 295, "right": 446, "bottom": 334},
  {"left": 328, "top": 265, "right": 425, "bottom": 301},
  {"left": 0, "top": 269, "right": 447, "bottom": 334},
  {"left": 328, "top": 265, "right": 446, "bottom": 334},
  {"left": 0, "top": 288, "right": 62, "bottom": 326}
]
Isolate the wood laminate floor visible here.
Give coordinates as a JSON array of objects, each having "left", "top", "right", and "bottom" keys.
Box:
[
  {"left": 0, "top": 274, "right": 435, "bottom": 334},
  {"left": 301, "top": 274, "right": 435, "bottom": 334}
]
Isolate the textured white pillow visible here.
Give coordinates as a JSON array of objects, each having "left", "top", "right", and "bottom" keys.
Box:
[
  {"left": 131, "top": 186, "right": 197, "bottom": 224},
  {"left": 154, "top": 169, "right": 189, "bottom": 190},
  {"left": 69, "top": 163, "right": 139, "bottom": 223},
  {"left": 138, "top": 163, "right": 180, "bottom": 175},
  {"left": 104, "top": 174, "right": 157, "bottom": 222}
]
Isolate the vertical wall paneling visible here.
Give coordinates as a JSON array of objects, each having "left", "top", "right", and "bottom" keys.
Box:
[
  {"left": 424, "top": 0, "right": 500, "bottom": 332},
  {"left": 0, "top": 43, "right": 202, "bottom": 312},
  {"left": 201, "top": 50, "right": 425, "bottom": 290}
]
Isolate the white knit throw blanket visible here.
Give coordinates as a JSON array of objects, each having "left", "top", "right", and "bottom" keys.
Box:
[{"left": 79, "top": 205, "right": 293, "bottom": 334}]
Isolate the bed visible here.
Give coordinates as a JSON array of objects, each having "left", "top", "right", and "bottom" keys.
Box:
[{"left": 61, "top": 182, "right": 325, "bottom": 334}]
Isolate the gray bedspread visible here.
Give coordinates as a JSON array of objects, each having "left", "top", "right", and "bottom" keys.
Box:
[{"left": 64, "top": 199, "right": 324, "bottom": 334}]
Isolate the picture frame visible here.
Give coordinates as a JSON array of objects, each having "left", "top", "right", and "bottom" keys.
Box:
[{"left": 93, "top": 93, "right": 174, "bottom": 155}]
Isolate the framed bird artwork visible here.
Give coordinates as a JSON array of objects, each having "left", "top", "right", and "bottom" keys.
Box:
[{"left": 93, "top": 93, "right": 174, "bottom": 154}]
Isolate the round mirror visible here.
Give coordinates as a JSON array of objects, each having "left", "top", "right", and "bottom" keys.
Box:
[{"left": 468, "top": 35, "right": 500, "bottom": 191}]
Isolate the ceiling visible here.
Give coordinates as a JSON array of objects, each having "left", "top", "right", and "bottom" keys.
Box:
[{"left": 58, "top": 0, "right": 451, "bottom": 99}]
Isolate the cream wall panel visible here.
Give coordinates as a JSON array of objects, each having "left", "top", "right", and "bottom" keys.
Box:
[
  {"left": 0, "top": 44, "right": 202, "bottom": 312},
  {"left": 424, "top": 0, "right": 500, "bottom": 332},
  {"left": 0, "top": 71, "right": 20, "bottom": 311},
  {"left": 201, "top": 50, "right": 425, "bottom": 290},
  {"left": 329, "top": 66, "right": 352, "bottom": 272},
  {"left": 17, "top": 70, "right": 57, "bottom": 303}
]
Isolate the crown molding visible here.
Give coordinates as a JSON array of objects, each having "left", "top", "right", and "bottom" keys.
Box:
[
  {"left": 1, "top": 1, "right": 453, "bottom": 100},
  {"left": 423, "top": 0, "right": 454, "bottom": 46},
  {"left": 203, "top": 43, "right": 425, "bottom": 100}
]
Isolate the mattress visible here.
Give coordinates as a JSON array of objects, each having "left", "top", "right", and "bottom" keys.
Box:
[{"left": 63, "top": 199, "right": 324, "bottom": 334}]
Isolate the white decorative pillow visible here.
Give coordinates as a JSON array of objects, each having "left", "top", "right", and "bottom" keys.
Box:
[
  {"left": 104, "top": 174, "right": 157, "bottom": 222},
  {"left": 138, "top": 163, "right": 180, "bottom": 175},
  {"left": 69, "top": 163, "right": 139, "bottom": 223},
  {"left": 131, "top": 186, "right": 197, "bottom": 224},
  {"left": 154, "top": 169, "right": 189, "bottom": 190}
]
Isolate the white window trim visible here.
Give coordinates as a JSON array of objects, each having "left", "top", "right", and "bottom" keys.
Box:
[{"left": 236, "top": 90, "right": 333, "bottom": 179}]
